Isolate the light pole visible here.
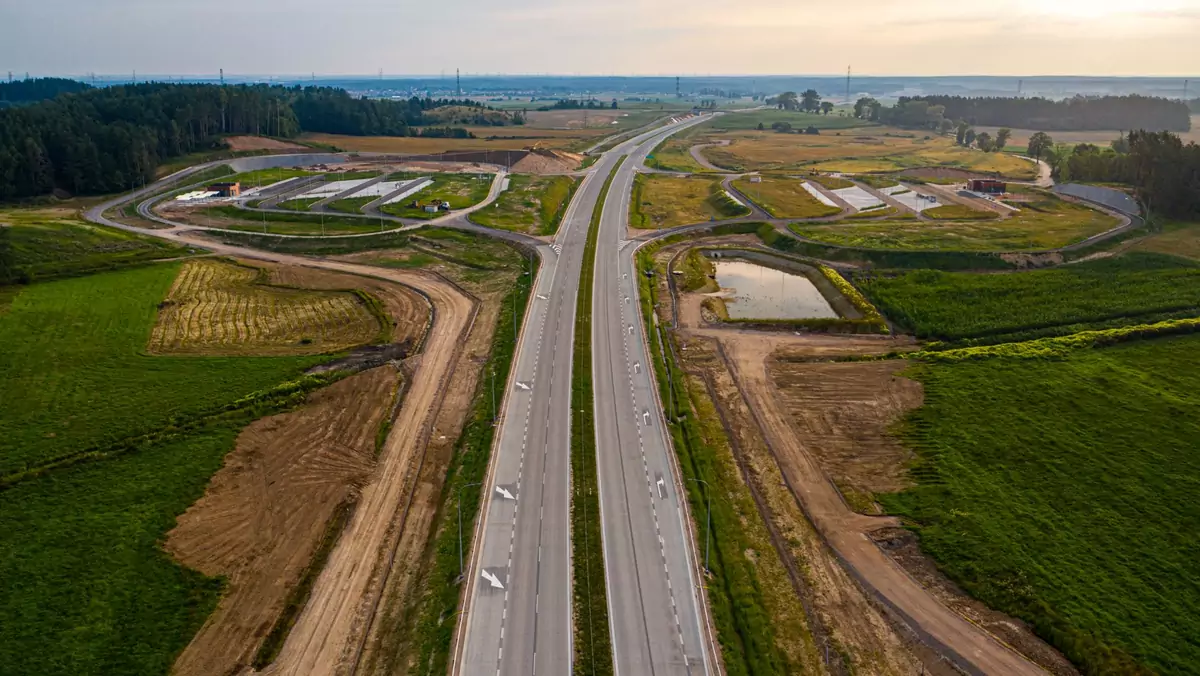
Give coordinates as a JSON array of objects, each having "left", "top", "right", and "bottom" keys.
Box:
[
  {"left": 686, "top": 477, "right": 712, "bottom": 573},
  {"left": 490, "top": 367, "right": 497, "bottom": 423},
  {"left": 458, "top": 481, "right": 483, "bottom": 577}
]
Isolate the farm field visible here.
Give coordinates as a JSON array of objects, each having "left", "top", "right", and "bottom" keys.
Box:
[
  {"left": 732, "top": 177, "right": 841, "bottom": 218},
  {"left": 380, "top": 173, "right": 492, "bottom": 219},
  {"left": 0, "top": 264, "right": 325, "bottom": 478},
  {"left": 1, "top": 207, "right": 188, "bottom": 280},
  {"left": 149, "top": 259, "right": 384, "bottom": 355},
  {"left": 629, "top": 174, "right": 749, "bottom": 229},
  {"left": 471, "top": 174, "right": 580, "bottom": 235},
  {"left": 703, "top": 109, "right": 873, "bottom": 132},
  {"left": 792, "top": 190, "right": 1119, "bottom": 251},
  {"left": 859, "top": 253, "right": 1200, "bottom": 344},
  {"left": 974, "top": 118, "right": 1200, "bottom": 151},
  {"left": 300, "top": 128, "right": 600, "bottom": 154},
  {"left": 702, "top": 128, "right": 1037, "bottom": 179},
  {"left": 882, "top": 334, "right": 1200, "bottom": 674}
]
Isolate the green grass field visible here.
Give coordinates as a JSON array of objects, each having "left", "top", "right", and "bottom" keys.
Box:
[
  {"left": 200, "top": 206, "right": 391, "bottom": 236},
  {"left": 325, "top": 196, "right": 376, "bottom": 214},
  {"left": 276, "top": 197, "right": 322, "bottom": 212},
  {"left": 226, "top": 168, "right": 315, "bottom": 187},
  {"left": 629, "top": 175, "right": 749, "bottom": 229},
  {"left": 701, "top": 109, "right": 872, "bottom": 132},
  {"left": 1, "top": 208, "right": 187, "bottom": 281},
  {"left": 471, "top": 175, "right": 581, "bottom": 235},
  {"left": 884, "top": 335, "right": 1200, "bottom": 674},
  {"left": 0, "top": 265, "right": 323, "bottom": 478},
  {"left": 380, "top": 174, "right": 492, "bottom": 220},
  {"left": 924, "top": 203, "right": 999, "bottom": 220},
  {"left": 860, "top": 253, "right": 1200, "bottom": 344},
  {"left": 0, "top": 264, "right": 329, "bottom": 675},
  {"left": 792, "top": 190, "right": 1118, "bottom": 251},
  {"left": 803, "top": 174, "right": 854, "bottom": 190},
  {"left": 730, "top": 177, "right": 841, "bottom": 219}
]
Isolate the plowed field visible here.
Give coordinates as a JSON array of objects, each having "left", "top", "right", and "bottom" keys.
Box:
[{"left": 149, "top": 259, "right": 381, "bottom": 355}]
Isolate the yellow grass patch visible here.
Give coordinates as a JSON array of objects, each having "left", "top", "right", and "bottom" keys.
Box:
[
  {"left": 731, "top": 177, "right": 840, "bottom": 219},
  {"left": 149, "top": 259, "right": 381, "bottom": 355},
  {"left": 629, "top": 175, "right": 748, "bottom": 229},
  {"left": 703, "top": 129, "right": 1037, "bottom": 179}
]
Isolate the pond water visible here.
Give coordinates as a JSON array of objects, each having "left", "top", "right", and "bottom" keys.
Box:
[{"left": 713, "top": 260, "right": 838, "bottom": 320}]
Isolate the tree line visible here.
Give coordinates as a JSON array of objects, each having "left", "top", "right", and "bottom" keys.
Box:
[
  {"left": 1045, "top": 130, "right": 1200, "bottom": 218},
  {"left": 537, "top": 98, "right": 618, "bottom": 111},
  {"left": 0, "top": 82, "right": 497, "bottom": 201},
  {"left": 855, "top": 94, "right": 1190, "bottom": 132},
  {"left": 0, "top": 77, "right": 91, "bottom": 108},
  {"left": 768, "top": 90, "right": 835, "bottom": 115}
]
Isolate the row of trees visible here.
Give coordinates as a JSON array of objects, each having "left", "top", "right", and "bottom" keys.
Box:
[
  {"left": 854, "top": 95, "right": 1192, "bottom": 134},
  {"left": 0, "top": 83, "right": 489, "bottom": 200},
  {"left": 538, "top": 98, "right": 618, "bottom": 110},
  {"left": 1044, "top": 131, "right": 1200, "bottom": 218},
  {"left": 954, "top": 123, "right": 1012, "bottom": 152},
  {"left": 771, "top": 90, "right": 835, "bottom": 115},
  {"left": 0, "top": 77, "right": 91, "bottom": 108},
  {"left": 902, "top": 95, "right": 1190, "bottom": 132}
]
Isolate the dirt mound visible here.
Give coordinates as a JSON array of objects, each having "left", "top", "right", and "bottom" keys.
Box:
[
  {"left": 225, "top": 136, "right": 309, "bottom": 152},
  {"left": 510, "top": 148, "right": 583, "bottom": 174},
  {"left": 165, "top": 367, "right": 398, "bottom": 676}
]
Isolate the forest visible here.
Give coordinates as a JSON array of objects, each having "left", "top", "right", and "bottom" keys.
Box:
[
  {"left": 903, "top": 95, "right": 1191, "bottom": 131},
  {"left": 1054, "top": 130, "right": 1200, "bottom": 218},
  {"left": 0, "top": 83, "right": 504, "bottom": 200},
  {"left": 0, "top": 78, "right": 91, "bottom": 108}
]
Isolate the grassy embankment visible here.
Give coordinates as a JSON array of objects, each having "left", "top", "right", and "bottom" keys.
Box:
[
  {"left": 860, "top": 253, "right": 1200, "bottom": 346},
  {"left": 200, "top": 205, "right": 394, "bottom": 236},
  {"left": 885, "top": 333, "right": 1200, "bottom": 675},
  {"left": 568, "top": 160, "right": 619, "bottom": 675},
  {"left": 0, "top": 207, "right": 189, "bottom": 282},
  {"left": 730, "top": 177, "right": 841, "bottom": 219},
  {"left": 0, "top": 265, "right": 335, "bottom": 675},
  {"left": 380, "top": 173, "right": 493, "bottom": 220},
  {"left": 634, "top": 240, "right": 815, "bottom": 675},
  {"left": 471, "top": 175, "right": 582, "bottom": 236},
  {"left": 629, "top": 174, "right": 750, "bottom": 229},
  {"left": 923, "top": 203, "right": 999, "bottom": 220}
]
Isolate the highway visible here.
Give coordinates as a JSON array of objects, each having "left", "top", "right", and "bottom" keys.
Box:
[
  {"left": 592, "top": 122, "right": 713, "bottom": 675},
  {"left": 456, "top": 115, "right": 711, "bottom": 676}
]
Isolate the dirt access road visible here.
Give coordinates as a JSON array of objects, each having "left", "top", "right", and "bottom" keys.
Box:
[
  {"left": 717, "top": 333, "right": 1049, "bottom": 675},
  {"left": 84, "top": 202, "right": 478, "bottom": 676}
]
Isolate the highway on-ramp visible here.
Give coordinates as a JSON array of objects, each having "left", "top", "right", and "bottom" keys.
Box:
[{"left": 455, "top": 115, "right": 711, "bottom": 676}]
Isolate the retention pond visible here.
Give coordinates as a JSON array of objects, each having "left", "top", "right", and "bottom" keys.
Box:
[{"left": 713, "top": 259, "right": 838, "bottom": 320}]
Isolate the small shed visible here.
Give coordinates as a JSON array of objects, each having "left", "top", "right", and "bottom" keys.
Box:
[
  {"left": 968, "top": 179, "right": 1006, "bottom": 194},
  {"left": 208, "top": 182, "right": 241, "bottom": 197}
]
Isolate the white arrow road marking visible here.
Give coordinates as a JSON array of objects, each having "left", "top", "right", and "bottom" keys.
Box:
[
  {"left": 536, "top": 294, "right": 548, "bottom": 300},
  {"left": 642, "top": 410, "right": 651, "bottom": 426},
  {"left": 623, "top": 273, "right": 628, "bottom": 280},
  {"left": 634, "top": 362, "right": 641, "bottom": 374},
  {"left": 629, "top": 325, "right": 634, "bottom": 335},
  {"left": 516, "top": 381, "right": 532, "bottom": 391},
  {"left": 495, "top": 485, "right": 516, "bottom": 500},
  {"left": 482, "top": 569, "right": 505, "bottom": 589},
  {"left": 657, "top": 476, "right": 667, "bottom": 499}
]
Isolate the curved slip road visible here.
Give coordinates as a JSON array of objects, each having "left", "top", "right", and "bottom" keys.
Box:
[{"left": 454, "top": 114, "right": 715, "bottom": 676}]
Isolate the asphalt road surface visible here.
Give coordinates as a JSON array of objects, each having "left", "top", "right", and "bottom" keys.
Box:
[
  {"left": 592, "top": 120, "right": 713, "bottom": 676},
  {"left": 456, "top": 115, "right": 711, "bottom": 676}
]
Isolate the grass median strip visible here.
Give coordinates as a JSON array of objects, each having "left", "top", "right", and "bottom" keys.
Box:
[{"left": 571, "top": 159, "right": 620, "bottom": 676}]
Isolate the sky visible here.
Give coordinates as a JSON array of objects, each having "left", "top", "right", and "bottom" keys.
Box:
[{"left": 2, "top": 0, "right": 1199, "bottom": 77}]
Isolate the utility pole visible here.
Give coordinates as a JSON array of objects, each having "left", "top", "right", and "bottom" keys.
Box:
[
  {"left": 456, "top": 68, "right": 461, "bottom": 97},
  {"left": 1018, "top": 79, "right": 1023, "bottom": 97},
  {"left": 676, "top": 76, "right": 681, "bottom": 99},
  {"left": 457, "top": 482, "right": 483, "bottom": 576},
  {"left": 1185, "top": 79, "right": 1190, "bottom": 101},
  {"left": 845, "top": 65, "right": 851, "bottom": 104},
  {"left": 219, "top": 68, "right": 224, "bottom": 85}
]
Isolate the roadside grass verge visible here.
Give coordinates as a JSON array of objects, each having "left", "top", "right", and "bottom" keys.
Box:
[
  {"left": 635, "top": 241, "right": 793, "bottom": 675},
  {"left": 803, "top": 174, "right": 854, "bottom": 191},
  {"left": 326, "top": 196, "right": 377, "bottom": 214},
  {"left": 277, "top": 197, "right": 322, "bottom": 212},
  {"left": 200, "top": 205, "right": 393, "bottom": 236},
  {"left": 403, "top": 247, "right": 537, "bottom": 675},
  {"left": 852, "top": 174, "right": 900, "bottom": 190},
  {"left": 571, "top": 160, "right": 619, "bottom": 675},
  {"left": 859, "top": 253, "right": 1200, "bottom": 345},
  {"left": 923, "top": 203, "right": 999, "bottom": 220},
  {"left": 471, "top": 174, "right": 582, "bottom": 236},
  {"left": 630, "top": 174, "right": 750, "bottom": 229},
  {"left": 730, "top": 177, "right": 841, "bottom": 219},
  {"left": 226, "top": 168, "right": 316, "bottom": 187},
  {"left": 883, "top": 334, "right": 1200, "bottom": 674}
]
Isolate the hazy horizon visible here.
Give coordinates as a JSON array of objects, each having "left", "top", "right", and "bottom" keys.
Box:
[{"left": 3, "top": 0, "right": 1198, "bottom": 78}]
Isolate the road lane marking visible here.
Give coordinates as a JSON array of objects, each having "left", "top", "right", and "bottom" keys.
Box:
[{"left": 482, "top": 569, "right": 506, "bottom": 589}]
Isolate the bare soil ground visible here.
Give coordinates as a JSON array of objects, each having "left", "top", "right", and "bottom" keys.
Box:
[
  {"left": 226, "top": 136, "right": 310, "bottom": 152},
  {"left": 510, "top": 149, "right": 583, "bottom": 174},
  {"left": 769, "top": 360, "right": 923, "bottom": 514},
  {"left": 353, "top": 256, "right": 517, "bottom": 675},
  {"left": 251, "top": 267, "right": 476, "bottom": 676},
  {"left": 165, "top": 367, "right": 398, "bottom": 676}
]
